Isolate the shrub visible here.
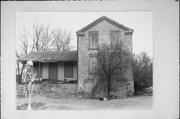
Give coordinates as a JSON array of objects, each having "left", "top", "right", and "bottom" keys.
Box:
[{"left": 133, "top": 52, "right": 153, "bottom": 94}]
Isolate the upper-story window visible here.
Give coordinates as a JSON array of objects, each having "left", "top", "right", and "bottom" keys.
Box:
[
  {"left": 110, "top": 30, "right": 121, "bottom": 47},
  {"left": 89, "top": 31, "right": 99, "bottom": 50}
]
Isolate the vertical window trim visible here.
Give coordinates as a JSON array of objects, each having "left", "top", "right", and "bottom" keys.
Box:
[{"left": 89, "top": 31, "right": 99, "bottom": 50}]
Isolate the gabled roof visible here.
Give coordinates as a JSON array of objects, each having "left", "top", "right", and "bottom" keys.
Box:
[
  {"left": 20, "top": 50, "right": 77, "bottom": 63},
  {"left": 76, "top": 16, "right": 134, "bottom": 35}
]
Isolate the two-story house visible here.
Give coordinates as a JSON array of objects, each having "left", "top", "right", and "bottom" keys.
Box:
[{"left": 76, "top": 16, "right": 134, "bottom": 98}]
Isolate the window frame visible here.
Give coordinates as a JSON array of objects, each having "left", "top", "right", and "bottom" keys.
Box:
[
  {"left": 88, "top": 31, "right": 99, "bottom": 50},
  {"left": 110, "top": 30, "right": 121, "bottom": 48},
  {"left": 89, "top": 54, "right": 98, "bottom": 75},
  {"left": 34, "top": 62, "right": 42, "bottom": 78},
  {"left": 64, "top": 62, "right": 74, "bottom": 78}
]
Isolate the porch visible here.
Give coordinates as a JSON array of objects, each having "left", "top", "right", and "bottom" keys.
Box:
[
  {"left": 19, "top": 51, "right": 78, "bottom": 82},
  {"left": 34, "top": 61, "right": 77, "bottom": 82}
]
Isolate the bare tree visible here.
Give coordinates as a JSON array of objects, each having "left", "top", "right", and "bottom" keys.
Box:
[
  {"left": 17, "top": 22, "right": 53, "bottom": 84},
  {"left": 18, "top": 22, "right": 72, "bottom": 53},
  {"left": 133, "top": 52, "right": 152, "bottom": 94},
  {"left": 17, "top": 29, "right": 28, "bottom": 84},
  {"left": 19, "top": 29, "right": 31, "bottom": 55},
  {"left": 16, "top": 51, "right": 25, "bottom": 84},
  {"left": 52, "top": 28, "right": 72, "bottom": 51},
  {"left": 95, "top": 43, "right": 132, "bottom": 99},
  {"left": 32, "top": 22, "right": 53, "bottom": 52}
]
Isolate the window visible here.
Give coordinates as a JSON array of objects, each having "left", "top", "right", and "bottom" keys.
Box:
[
  {"left": 110, "top": 31, "right": 120, "bottom": 47},
  {"left": 49, "top": 62, "right": 58, "bottom": 80},
  {"left": 89, "top": 31, "right": 99, "bottom": 49},
  {"left": 34, "top": 63, "right": 42, "bottom": 78},
  {"left": 64, "top": 62, "right": 74, "bottom": 78},
  {"left": 89, "top": 56, "right": 98, "bottom": 74}
]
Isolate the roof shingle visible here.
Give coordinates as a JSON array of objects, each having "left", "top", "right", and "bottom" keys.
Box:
[{"left": 20, "top": 50, "right": 77, "bottom": 63}]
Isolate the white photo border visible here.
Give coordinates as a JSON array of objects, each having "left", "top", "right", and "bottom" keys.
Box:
[{"left": 1, "top": 1, "right": 179, "bottom": 119}]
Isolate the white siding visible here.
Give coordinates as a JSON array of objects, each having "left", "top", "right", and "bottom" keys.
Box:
[
  {"left": 58, "top": 62, "right": 64, "bottom": 80},
  {"left": 73, "top": 63, "right": 78, "bottom": 80}
]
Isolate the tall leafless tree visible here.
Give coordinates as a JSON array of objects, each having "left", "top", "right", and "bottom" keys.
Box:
[
  {"left": 32, "top": 22, "right": 53, "bottom": 52},
  {"left": 17, "top": 29, "right": 31, "bottom": 84},
  {"left": 16, "top": 51, "right": 25, "bottom": 84},
  {"left": 19, "top": 29, "right": 31, "bottom": 55},
  {"left": 18, "top": 22, "right": 72, "bottom": 54},
  {"left": 52, "top": 28, "right": 72, "bottom": 51},
  {"left": 95, "top": 43, "right": 132, "bottom": 99}
]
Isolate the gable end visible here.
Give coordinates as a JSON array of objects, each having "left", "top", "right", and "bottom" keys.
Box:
[{"left": 76, "top": 16, "right": 134, "bottom": 35}]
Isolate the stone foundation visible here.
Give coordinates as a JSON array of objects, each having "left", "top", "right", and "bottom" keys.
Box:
[
  {"left": 16, "top": 82, "right": 77, "bottom": 99},
  {"left": 78, "top": 76, "right": 131, "bottom": 99}
]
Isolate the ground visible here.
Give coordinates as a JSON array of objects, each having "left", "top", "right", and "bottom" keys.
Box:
[{"left": 17, "top": 95, "right": 152, "bottom": 110}]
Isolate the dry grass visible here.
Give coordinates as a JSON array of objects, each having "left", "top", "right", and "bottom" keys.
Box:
[{"left": 17, "top": 95, "right": 152, "bottom": 110}]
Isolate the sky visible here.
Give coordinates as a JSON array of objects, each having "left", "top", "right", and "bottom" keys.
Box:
[{"left": 16, "top": 12, "right": 153, "bottom": 58}]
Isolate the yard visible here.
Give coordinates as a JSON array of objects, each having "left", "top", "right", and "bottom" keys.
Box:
[{"left": 17, "top": 95, "right": 152, "bottom": 110}]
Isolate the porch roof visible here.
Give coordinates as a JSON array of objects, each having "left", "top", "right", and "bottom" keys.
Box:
[{"left": 20, "top": 50, "right": 77, "bottom": 63}]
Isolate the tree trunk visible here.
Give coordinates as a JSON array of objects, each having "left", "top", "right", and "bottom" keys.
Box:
[{"left": 106, "top": 77, "right": 111, "bottom": 100}]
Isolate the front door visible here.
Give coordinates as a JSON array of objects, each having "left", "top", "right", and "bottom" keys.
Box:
[{"left": 49, "top": 62, "right": 58, "bottom": 80}]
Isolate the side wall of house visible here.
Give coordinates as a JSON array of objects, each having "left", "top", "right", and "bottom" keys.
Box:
[{"left": 78, "top": 20, "right": 134, "bottom": 98}]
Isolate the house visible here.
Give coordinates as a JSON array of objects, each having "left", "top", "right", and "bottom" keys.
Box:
[
  {"left": 76, "top": 16, "right": 134, "bottom": 98},
  {"left": 20, "top": 16, "right": 134, "bottom": 98},
  {"left": 20, "top": 51, "right": 77, "bottom": 82}
]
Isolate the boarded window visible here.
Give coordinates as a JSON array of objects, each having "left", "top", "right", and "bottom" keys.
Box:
[
  {"left": 89, "top": 31, "right": 99, "bottom": 49},
  {"left": 64, "top": 62, "right": 74, "bottom": 78},
  {"left": 89, "top": 56, "right": 98, "bottom": 74},
  {"left": 111, "top": 31, "right": 120, "bottom": 47},
  {"left": 34, "top": 63, "right": 42, "bottom": 78},
  {"left": 49, "top": 62, "right": 58, "bottom": 80}
]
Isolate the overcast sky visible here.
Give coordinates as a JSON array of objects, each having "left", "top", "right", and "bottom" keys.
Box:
[{"left": 16, "top": 12, "right": 153, "bottom": 58}]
